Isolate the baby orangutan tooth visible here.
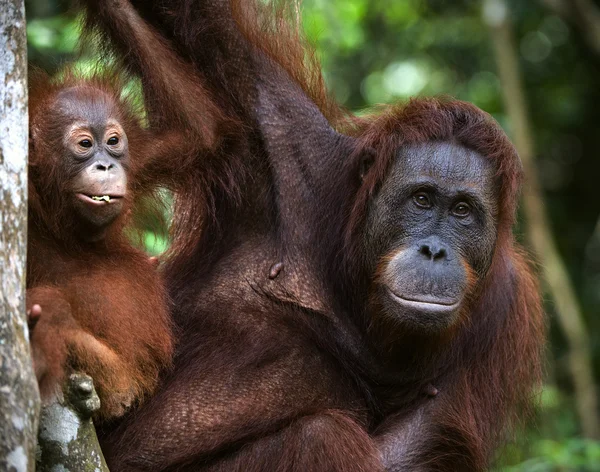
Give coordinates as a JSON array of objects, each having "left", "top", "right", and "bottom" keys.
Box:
[{"left": 91, "top": 195, "right": 111, "bottom": 202}]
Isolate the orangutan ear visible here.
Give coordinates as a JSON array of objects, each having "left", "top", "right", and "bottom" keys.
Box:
[{"left": 359, "top": 147, "right": 376, "bottom": 181}]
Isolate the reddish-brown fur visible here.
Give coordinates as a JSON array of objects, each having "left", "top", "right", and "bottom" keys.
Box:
[
  {"left": 339, "top": 77, "right": 542, "bottom": 472},
  {"left": 79, "top": 0, "right": 544, "bottom": 470},
  {"left": 27, "top": 71, "right": 170, "bottom": 419},
  {"left": 26, "top": 63, "right": 223, "bottom": 420}
]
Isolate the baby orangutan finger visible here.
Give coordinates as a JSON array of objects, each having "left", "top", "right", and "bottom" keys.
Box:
[{"left": 27, "top": 304, "right": 43, "bottom": 330}]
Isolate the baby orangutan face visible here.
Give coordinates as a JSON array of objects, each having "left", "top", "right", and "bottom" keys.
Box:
[{"left": 50, "top": 87, "right": 131, "bottom": 240}]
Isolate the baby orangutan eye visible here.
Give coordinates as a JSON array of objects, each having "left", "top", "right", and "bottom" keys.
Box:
[
  {"left": 452, "top": 202, "right": 471, "bottom": 217},
  {"left": 79, "top": 139, "right": 93, "bottom": 148},
  {"left": 107, "top": 136, "right": 119, "bottom": 146},
  {"left": 413, "top": 192, "right": 432, "bottom": 209}
]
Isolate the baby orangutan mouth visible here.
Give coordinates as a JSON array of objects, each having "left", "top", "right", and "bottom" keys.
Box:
[
  {"left": 76, "top": 193, "right": 123, "bottom": 205},
  {"left": 91, "top": 195, "right": 112, "bottom": 202}
]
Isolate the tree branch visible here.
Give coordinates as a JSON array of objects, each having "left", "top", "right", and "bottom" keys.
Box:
[{"left": 37, "top": 374, "right": 109, "bottom": 472}]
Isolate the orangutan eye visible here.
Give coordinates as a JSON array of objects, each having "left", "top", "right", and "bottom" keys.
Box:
[
  {"left": 413, "top": 192, "right": 432, "bottom": 209},
  {"left": 452, "top": 202, "right": 471, "bottom": 218},
  {"left": 107, "top": 136, "right": 119, "bottom": 146},
  {"left": 79, "top": 139, "right": 93, "bottom": 148}
]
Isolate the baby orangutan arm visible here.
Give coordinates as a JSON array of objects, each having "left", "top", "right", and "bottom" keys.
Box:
[{"left": 27, "top": 286, "right": 140, "bottom": 420}]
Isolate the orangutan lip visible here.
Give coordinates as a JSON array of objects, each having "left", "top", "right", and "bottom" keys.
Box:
[
  {"left": 385, "top": 287, "right": 460, "bottom": 311},
  {"left": 76, "top": 193, "right": 124, "bottom": 205}
]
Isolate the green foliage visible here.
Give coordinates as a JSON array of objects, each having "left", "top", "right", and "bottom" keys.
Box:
[
  {"left": 27, "top": 15, "right": 80, "bottom": 53},
  {"left": 143, "top": 231, "right": 170, "bottom": 257},
  {"left": 27, "top": 12, "right": 82, "bottom": 72},
  {"left": 500, "top": 439, "right": 600, "bottom": 471}
]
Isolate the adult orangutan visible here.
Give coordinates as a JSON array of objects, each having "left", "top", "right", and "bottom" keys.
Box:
[
  {"left": 81, "top": 0, "right": 544, "bottom": 470},
  {"left": 26, "top": 57, "right": 224, "bottom": 420}
]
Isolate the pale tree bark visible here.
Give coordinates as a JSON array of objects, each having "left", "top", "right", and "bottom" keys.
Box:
[
  {"left": 483, "top": 0, "right": 600, "bottom": 439},
  {"left": 37, "top": 374, "right": 109, "bottom": 472},
  {"left": 0, "top": 0, "right": 41, "bottom": 470}
]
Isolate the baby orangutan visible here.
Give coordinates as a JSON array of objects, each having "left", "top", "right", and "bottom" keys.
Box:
[{"left": 26, "top": 71, "right": 175, "bottom": 420}]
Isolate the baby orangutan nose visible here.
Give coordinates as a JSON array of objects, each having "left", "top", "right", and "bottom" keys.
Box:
[{"left": 94, "top": 160, "right": 115, "bottom": 172}]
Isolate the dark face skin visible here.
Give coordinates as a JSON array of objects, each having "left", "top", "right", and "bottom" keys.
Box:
[
  {"left": 55, "top": 87, "right": 130, "bottom": 240},
  {"left": 364, "top": 141, "right": 499, "bottom": 333}
]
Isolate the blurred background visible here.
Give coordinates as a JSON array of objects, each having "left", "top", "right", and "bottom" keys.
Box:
[{"left": 25, "top": 0, "right": 600, "bottom": 470}]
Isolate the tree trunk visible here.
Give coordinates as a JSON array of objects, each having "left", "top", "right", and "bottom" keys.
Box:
[
  {"left": 0, "top": 1, "right": 40, "bottom": 470},
  {"left": 484, "top": 0, "right": 600, "bottom": 439}
]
